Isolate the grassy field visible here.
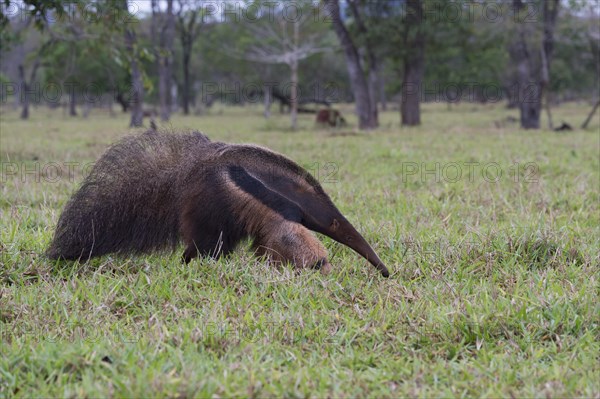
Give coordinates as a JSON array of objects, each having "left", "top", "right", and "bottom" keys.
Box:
[{"left": 1, "top": 102, "right": 599, "bottom": 398}]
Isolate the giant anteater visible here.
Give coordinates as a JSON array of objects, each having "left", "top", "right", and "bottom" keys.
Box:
[{"left": 47, "top": 131, "right": 390, "bottom": 277}]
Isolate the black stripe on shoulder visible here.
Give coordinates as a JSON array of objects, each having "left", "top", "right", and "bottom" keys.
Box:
[
  {"left": 227, "top": 145, "right": 323, "bottom": 191},
  {"left": 227, "top": 165, "right": 302, "bottom": 222}
]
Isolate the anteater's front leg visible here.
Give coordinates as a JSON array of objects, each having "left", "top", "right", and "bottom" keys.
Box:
[
  {"left": 181, "top": 233, "right": 240, "bottom": 263},
  {"left": 253, "top": 221, "right": 332, "bottom": 274},
  {"left": 182, "top": 244, "right": 201, "bottom": 264},
  {"left": 182, "top": 237, "right": 217, "bottom": 264},
  {"left": 180, "top": 211, "right": 239, "bottom": 263},
  {"left": 181, "top": 216, "right": 216, "bottom": 263}
]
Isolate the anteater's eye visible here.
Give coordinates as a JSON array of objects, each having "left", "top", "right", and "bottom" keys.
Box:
[
  {"left": 331, "top": 219, "right": 340, "bottom": 231},
  {"left": 346, "top": 236, "right": 353, "bottom": 242}
]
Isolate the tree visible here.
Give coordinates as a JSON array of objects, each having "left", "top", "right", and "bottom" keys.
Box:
[
  {"left": 324, "top": 0, "right": 378, "bottom": 130},
  {"left": 540, "top": 0, "right": 560, "bottom": 129},
  {"left": 0, "top": 1, "right": 63, "bottom": 119},
  {"left": 18, "top": 38, "right": 53, "bottom": 119},
  {"left": 508, "top": 0, "right": 560, "bottom": 129},
  {"left": 116, "top": 0, "right": 144, "bottom": 127},
  {"left": 152, "top": 0, "right": 175, "bottom": 121},
  {"left": 0, "top": 1, "right": 149, "bottom": 126},
  {"left": 579, "top": 2, "right": 599, "bottom": 129},
  {"left": 176, "top": 0, "right": 203, "bottom": 115},
  {"left": 581, "top": 99, "right": 599, "bottom": 129},
  {"left": 400, "top": 0, "right": 425, "bottom": 126}
]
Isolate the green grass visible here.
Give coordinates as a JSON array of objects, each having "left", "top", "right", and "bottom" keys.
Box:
[{"left": 1, "top": 102, "right": 599, "bottom": 398}]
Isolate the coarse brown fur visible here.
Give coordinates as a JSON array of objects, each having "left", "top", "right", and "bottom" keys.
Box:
[{"left": 47, "top": 131, "right": 389, "bottom": 277}]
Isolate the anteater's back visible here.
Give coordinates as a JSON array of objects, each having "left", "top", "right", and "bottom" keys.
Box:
[{"left": 47, "top": 131, "right": 215, "bottom": 260}]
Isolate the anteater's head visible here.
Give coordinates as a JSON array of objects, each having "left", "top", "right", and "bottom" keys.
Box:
[
  {"left": 289, "top": 185, "right": 389, "bottom": 278},
  {"left": 223, "top": 144, "right": 390, "bottom": 278},
  {"left": 303, "top": 210, "right": 390, "bottom": 278}
]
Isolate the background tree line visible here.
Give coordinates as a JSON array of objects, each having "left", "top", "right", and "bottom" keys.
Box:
[{"left": 0, "top": 0, "right": 598, "bottom": 130}]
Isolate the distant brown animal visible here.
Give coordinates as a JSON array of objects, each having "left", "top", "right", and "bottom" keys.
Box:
[
  {"left": 47, "top": 131, "right": 389, "bottom": 277},
  {"left": 316, "top": 109, "right": 346, "bottom": 127}
]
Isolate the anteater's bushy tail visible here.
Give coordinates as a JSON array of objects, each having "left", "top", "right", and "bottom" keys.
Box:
[{"left": 46, "top": 131, "right": 210, "bottom": 260}]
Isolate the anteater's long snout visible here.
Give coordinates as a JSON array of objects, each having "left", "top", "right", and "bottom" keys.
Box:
[{"left": 324, "top": 217, "right": 390, "bottom": 277}]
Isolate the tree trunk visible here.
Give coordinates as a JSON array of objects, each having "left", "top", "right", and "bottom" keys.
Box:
[
  {"left": 164, "top": 0, "right": 175, "bottom": 120},
  {"left": 119, "top": 0, "right": 144, "bottom": 127},
  {"left": 368, "top": 65, "right": 379, "bottom": 126},
  {"left": 116, "top": 92, "right": 129, "bottom": 113},
  {"left": 290, "top": 21, "right": 299, "bottom": 130},
  {"left": 13, "top": 83, "right": 20, "bottom": 111},
  {"left": 540, "top": 0, "right": 559, "bottom": 130},
  {"left": 158, "top": 60, "right": 170, "bottom": 121},
  {"left": 69, "top": 91, "right": 77, "bottom": 117},
  {"left": 182, "top": 41, "right": 191, "bottom": 115},
  {"left": 379, "top": 73, "right": 387, "bottom": 111},
  {"left": 401, "top": 55, "right": 424, "bottom": 126},
  {"left": 177, "top": 7, "right": 200, "bottom": 116},
  {"left": 541, "top": 49, "right": 554, "bottom": 130},
  {"left": 16, "top": 39, "right": 51, "bottom": 120},
  {"left": 509, "top": 0, "right": 559, "bottom": 130},
  {"left": 263, "top": 84, "right": 272, "bottom": 119},
  {"left": 505, "top": 83, "right": 519, "bottom": 109},
  {"left": 510, "top": 24, "right": 541, "bottom": 129},
  {"left": 518, "top": 82, "right": 542, "bottom": 129},
  {"left": 124, "top": 28, "right": 143, "bottom": 127},
  {"left": 18, "top": 65, "right": 29, "bottom": 119},
  {"left": 401, "top": 0, "right": 425, "bottom": 126},
  {"left": 347, "top": 0, "right": 379, "bottom": 128},
  {"left": 129, "top": 58, "right": 144, "bottom": 126},
  {"left": 290, "top": 60, "right": 298, "bottom": 130},
  {"left": 581, "top": 100, "right": 600, "bottom": 129},
  {"left": 154, "top": 0, "right": 175, "bottom": 122},
  {"left": 325, "top": 0, "right": 377, "bottom": 130}
]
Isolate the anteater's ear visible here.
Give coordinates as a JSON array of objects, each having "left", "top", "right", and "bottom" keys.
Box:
[
  {"left": 226, "top": 165, "right": 303, "bottom": 223},
  {"left": 227, "top": 164, "right": 337, "bottom": 239}
]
